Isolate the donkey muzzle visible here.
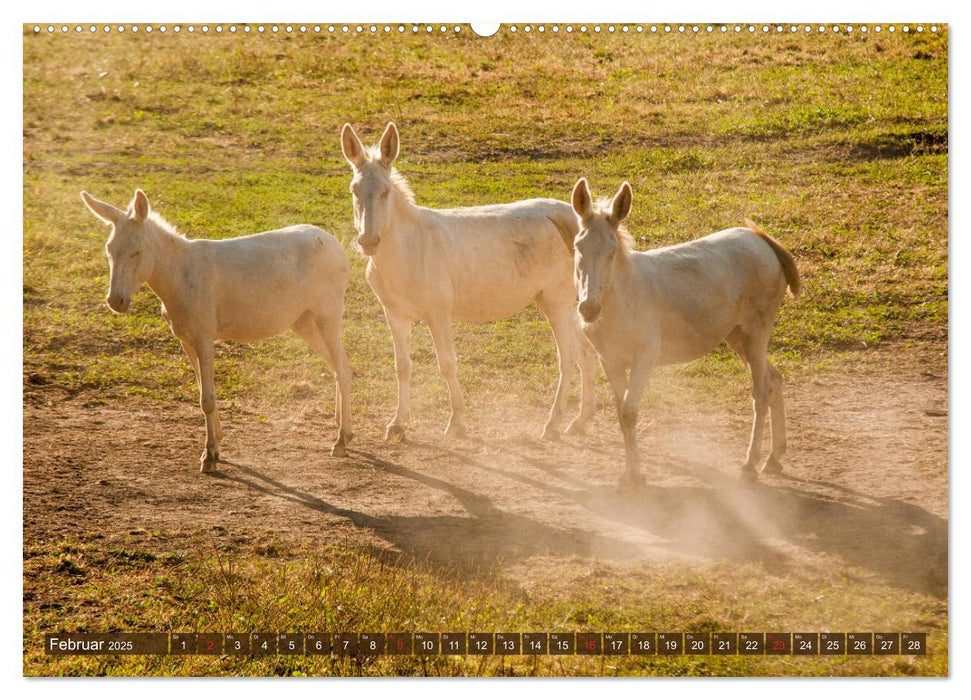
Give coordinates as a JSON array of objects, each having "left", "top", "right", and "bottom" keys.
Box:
[
  {"left": 578, "top": 299, "right": 601, "bottom": 323},
  {"left": 107, "top": 293, "right": 130, "bottom": 313},
  {"left": 357, "top": 234, "right": 380, "bottom": 256}
]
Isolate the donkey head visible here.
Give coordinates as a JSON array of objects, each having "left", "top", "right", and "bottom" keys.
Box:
[
  {"left": 341, "top": 122, "right": 400, "bottom": 256},
  {"left": 570, "top": 178, "right": 633, "bottom": 323},
  {"left": 81, "top": 189, "right": 156, "bottom": 313}
]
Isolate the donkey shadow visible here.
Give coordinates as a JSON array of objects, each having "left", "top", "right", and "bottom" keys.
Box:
[
  {"left": 407, "top": 438, "right": 948, "bottom": 598},
  {"left": 407, "top": 439, "right": 791, "bottom": 571},
  {"left": 215, "top": 457, "right": 637, "bottom": 573},
  {"left": 219, "top": 437, "right": 946, "bottom": 598}
]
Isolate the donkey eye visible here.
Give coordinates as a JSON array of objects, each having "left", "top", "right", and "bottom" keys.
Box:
[{"left": 130, "top": 251, "right": 141, "bottom": 259}]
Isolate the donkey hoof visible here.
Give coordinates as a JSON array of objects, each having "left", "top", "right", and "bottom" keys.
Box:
[
  {"left": 200, "top": 453, "right": 219, "bottom": 473},
  {"left": 617, "top": 471, "right": 647, "bottom": 491},
  {"left": 740, "top": 462, "right": 759, "bottom": 481},
  {"left": 564, "top": 419, "right": 586, "bottom": 436},
  {"left": 760, "top": 456, "right": 783, "bottom": 475},
  {"left": 445, "top": 422, "right": 467, "bottom": 439},
  {"left": 385, "top": 424, "right": 406, "bottom": 443},
  {"left": 331, "top": 442, "right": 348, "bottom": 458},
  {"left": 541, "top": 425, "right": 560, "bottom": 442}
]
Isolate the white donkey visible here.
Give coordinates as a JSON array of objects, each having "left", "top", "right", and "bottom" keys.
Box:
[
  {"left": 340, "top": 122, "right": 596, "bottom": 441},
  {"left": 566, "top": 179, "right": 801, "bottom": 488},
  {"left": 81, "top": 190, "right": 354, "bottom": 471}
]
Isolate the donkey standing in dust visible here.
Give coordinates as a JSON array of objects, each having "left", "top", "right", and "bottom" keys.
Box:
[
  {"left": 565, "top": 179, "right": 800, "bottom": 488},
  {"left": 81, "top": 190, "right": 354, "bottom": 471},
  {"left": 340, "top": 122, "right": 596, "bottom": 441}
]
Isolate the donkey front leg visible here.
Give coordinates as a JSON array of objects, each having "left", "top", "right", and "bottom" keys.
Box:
[
  {"left": 184, "top": 339, "right": 220, "bottom": 472},
  {"left": 566, "top": 334, "right": 598, "bottom": 435},
  {"left": 384, "top": 311, "right": 413, "bottom": 442},
  {"left": 427, "top": 316, "right": 467, "bottom": 438},
  {"left": 616, "top": 358, "right": 654, "bottom": 490}
]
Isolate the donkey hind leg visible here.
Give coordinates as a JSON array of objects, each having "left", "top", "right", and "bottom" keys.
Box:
[
  {"left": 536, "top": 298, "right": 580, "bottom": 441},
  {"left": 316, "top": 313, "right": 354, "bottom": 457},
  {"left": 728, "top": 328, "right": 771, "bottom": 479},
  {"left": 761, "top": 363, "right": 787, "bottom": 474},
  {"left": 294, "top": 313, "right": 353, "bottom": 458}
]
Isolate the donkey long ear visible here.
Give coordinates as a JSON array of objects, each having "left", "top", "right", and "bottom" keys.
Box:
[
  {"left": 341, "top": 123, "right": 366, "bottom": 169},
  {"left": 130, "top": 189, "right": 150, "bottom": 223},
  {"left": 80, "top": 191, "right": 125, "bottom": 225},
  {"left": 609, "top": 181, "right": 633, "bottom": 225},
  {"left": 377, "top": 122, "right": 399, "bottom": 168},
  {"left": 571, "top": 178, "right": 593, "bottom": 220}
]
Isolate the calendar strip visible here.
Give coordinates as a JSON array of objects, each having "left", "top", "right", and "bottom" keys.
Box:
[{"left": 44, "top": 632, "right": 927, "bottom": 656}]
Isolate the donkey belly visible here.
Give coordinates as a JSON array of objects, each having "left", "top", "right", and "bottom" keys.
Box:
[
  {"left": 449, "top": 287, "right": 540, "bottom": 323},
  {"left": 656, "top": 334, "right": 726, "bottom": 366},
  {"left": 655, "top": 313, "right": 739, "bottom": 366},
  {"left": 215, "top": 307, "right": 305, "bottom": 343},
  {"left": 447, "top": 254, "right": 572, "bottom": 323},
  {"left": 212, "top": 278, "right": 325, "bottom": 342},
  {"left": 369, "top": 260, "right": 548, "bottom": 324}
]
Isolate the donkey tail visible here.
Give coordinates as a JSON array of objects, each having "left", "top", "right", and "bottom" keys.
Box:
[{"left": 744, "top": 218, "right": 801, "bottom": 297}]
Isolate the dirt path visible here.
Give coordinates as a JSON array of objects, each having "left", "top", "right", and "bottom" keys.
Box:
[{"left": 23, "top": 354, "right": 948, "bottom": 599}]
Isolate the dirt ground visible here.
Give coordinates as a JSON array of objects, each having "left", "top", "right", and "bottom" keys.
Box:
[{"left": 23, "top": 349, "right": 948, "bottom": 600}]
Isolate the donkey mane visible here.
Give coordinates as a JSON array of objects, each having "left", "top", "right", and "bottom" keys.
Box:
[
  {"left": 146, "top": 211, "right": 188, "bottom": 239},
  {"left": 594, "top": 197, "right": 635, "bottom": 252},
  {"left": 389, "top": 168, "right": 416, "bottom": 203},
  {"left": 614, "top": 224, "right": 635, "bottom": 253}
]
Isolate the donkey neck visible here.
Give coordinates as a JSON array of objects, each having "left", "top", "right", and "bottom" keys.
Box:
[
  {"left": 142, "top": 219, "right": 192, "bottom": 306},
  {"left": 369, "top": 189, "right": 422, "bottom": 267}
]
